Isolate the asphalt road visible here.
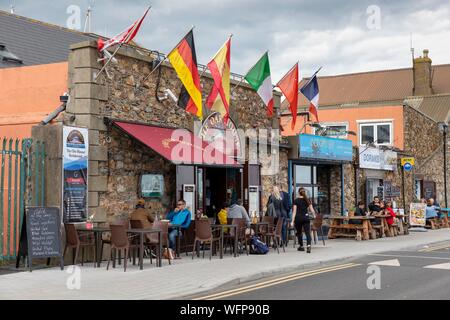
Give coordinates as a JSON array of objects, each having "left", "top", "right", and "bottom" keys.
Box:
[{"left": 193, "top": 241, "right": 450, "bottom": 300}]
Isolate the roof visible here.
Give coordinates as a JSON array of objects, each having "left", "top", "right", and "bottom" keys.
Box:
[
  {"left": 0, "top": 10, "right": 96, "bottom": 68},
  {"left": 285, "top": 64, "right": 450, "bottom": 109},
  {"left": 404, "top": 94, "right": 450, "bottom": 123}
]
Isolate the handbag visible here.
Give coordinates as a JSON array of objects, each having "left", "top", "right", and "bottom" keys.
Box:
[{"left": 267, "top": 202, "right": 276, "bottom": 217}]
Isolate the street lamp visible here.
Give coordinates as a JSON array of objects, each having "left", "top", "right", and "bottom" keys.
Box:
[{"left": 438, "top": 122, "right": 449, "bottom": 208}]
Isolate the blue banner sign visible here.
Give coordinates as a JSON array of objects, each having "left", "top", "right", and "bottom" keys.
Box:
[{"left": 299, "top": 134, "right": 353, "bottom": 161}]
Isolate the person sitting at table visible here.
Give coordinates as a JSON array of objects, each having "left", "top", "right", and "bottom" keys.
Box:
[
  {"left": 227, "top": 199, "right": 251, "bottom": 227},
  {"left": 166, "top": 199, "right": 191, "bottom": 258},
  {"left": 384, "top": 201, "right": 397, "bottom": 226},
  {"left": 130, "top": 198, "right": 155, "bottom": 229},
  {"left": 349, "top": 201, "right": 366, "bottom": 224},
  {"left": 425, "top": 198, "right": 439, "bottom": 220},
  {"left": 369, "top": 196, "right": 381, "bottom": 213}
]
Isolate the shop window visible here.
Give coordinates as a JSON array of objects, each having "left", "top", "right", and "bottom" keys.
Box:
[{"left": 359, "top": 122, "right": 392, "bottom": 146}]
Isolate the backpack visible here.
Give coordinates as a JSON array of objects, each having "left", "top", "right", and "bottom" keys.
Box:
[{"left": 250, "top": 236, "right": 269, "bottom": 254}]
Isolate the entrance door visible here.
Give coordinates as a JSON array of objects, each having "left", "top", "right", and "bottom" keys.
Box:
[
  {"left": 366, "top": 178, "right": 383, "bottom": 205},
  {"left": 423, "top": 181, "right": 436, "bottom": 200}
]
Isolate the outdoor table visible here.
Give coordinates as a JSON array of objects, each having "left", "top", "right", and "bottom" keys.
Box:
[
  {"left": 168, "top": 223, "right": 181, "bottom": 258},
  {"left": 327, "top": 216, "right": 374, "bottom": 240},
  {"left": 127, "top": 228, "right": 162, "bottom": 269},
  {"left": 211, "top": 224, "right": 238, "bottom": 259},
  {"left": 76, "top": 226, "right": 111, "bottom": 268}
]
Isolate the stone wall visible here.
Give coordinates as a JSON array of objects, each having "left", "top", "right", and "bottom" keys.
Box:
[
  {"left": 404, "top": 104, "right": 449, "bottom": 205},
  {"left": 64, "top": 41, "right": 286, "bottom": 222}
]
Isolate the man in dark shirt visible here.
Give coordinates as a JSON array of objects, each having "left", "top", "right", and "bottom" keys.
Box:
[{"left": 369, "top": 196, "right": 382, "bottom": 212}]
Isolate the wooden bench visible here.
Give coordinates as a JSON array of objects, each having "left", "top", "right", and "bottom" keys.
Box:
[
  {"left": 329, "top": 224, "right": 366, "bottom": 241},
  {"left": 426, "top": 218, "right": 440, "bottom": 230}
]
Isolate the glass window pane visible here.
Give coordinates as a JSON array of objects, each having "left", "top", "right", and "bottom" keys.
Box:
[
  {"left": 377, "top": 124, "right": 390, "bottom": 144},
  {"left": 361, "top": 125, "right": 374, "bottom": 144},
  {"left": 295, "top": 165, "right": 311, "bottom": 184}
]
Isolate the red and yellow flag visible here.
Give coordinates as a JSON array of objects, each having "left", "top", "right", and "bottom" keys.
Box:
[
  {"left": 168, "top": 29, "right": 202, "bottom": 119},
  {"left": 206, "top": 37, "right": 231, "bottom": 122}
]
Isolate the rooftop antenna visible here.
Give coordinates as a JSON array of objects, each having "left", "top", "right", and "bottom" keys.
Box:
[
  {"left": 10, "top": 0, "right": 16, "bottom": 14},
  {"left": 410, "top": 32, "right": 414, "bottom": 62},
  {"left": 83, "top": 5, "right": 92, "bottom": 32}
]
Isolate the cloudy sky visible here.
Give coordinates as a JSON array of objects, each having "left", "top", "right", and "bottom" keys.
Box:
[{"left": 2, "top": 0, "right": 450, "bottom": 79}]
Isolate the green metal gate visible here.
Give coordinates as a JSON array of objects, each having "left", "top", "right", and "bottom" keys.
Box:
[{"left": 0, "top": 138, "right": 45, "bottom": 261}]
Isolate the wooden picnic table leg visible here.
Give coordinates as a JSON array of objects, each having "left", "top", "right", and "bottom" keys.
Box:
[
  {"left": 398, "top": 218, "right": 404, "bottom": 235},
  {"left": 384, "top": 219, "right": 392, "bottom": 237},
  {"left": 139, "top": 233, "right": 144, "bottom": 270},
  {"left": 362, "top": 221, "right": 370, "bottom": 240},
  {"left": 328, "top": 219, "right": 338, "bottom": 239}
]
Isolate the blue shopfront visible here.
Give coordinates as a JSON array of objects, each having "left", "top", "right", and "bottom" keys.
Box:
[{"left": 288, "top": 134, "right": 353, "bottom": 215}]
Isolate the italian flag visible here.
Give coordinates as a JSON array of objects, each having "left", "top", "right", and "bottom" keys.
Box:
[{"left": 244, "top": 52, "right": 274, "bottom": 116}]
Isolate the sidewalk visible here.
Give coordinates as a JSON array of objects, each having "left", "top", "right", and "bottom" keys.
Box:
[{"left": 1, "top": 229, "right": 450, "bottom": 300}]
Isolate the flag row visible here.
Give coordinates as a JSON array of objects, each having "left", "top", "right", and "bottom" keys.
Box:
[{"left": 96, "top": 6, "right": 320, "bottom": 127}]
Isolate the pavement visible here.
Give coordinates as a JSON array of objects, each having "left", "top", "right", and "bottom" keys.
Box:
[{"left": 1, "top": 228, "right": 450, "bottom": 300}]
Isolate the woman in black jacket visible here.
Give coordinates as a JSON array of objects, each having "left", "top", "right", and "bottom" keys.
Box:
[{"left": 291, "top": 188, "right": 316, "bottom": 253}]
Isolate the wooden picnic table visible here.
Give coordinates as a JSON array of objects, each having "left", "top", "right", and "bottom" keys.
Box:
[
  {"left": 327, "top": 216, "right": 374, "bottom": 241},
  {"left": 371, "top": 214, "right": 398, "bottom": 237}
]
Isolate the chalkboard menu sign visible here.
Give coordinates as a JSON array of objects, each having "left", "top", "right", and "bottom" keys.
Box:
[{"left": 26, "top": 207, "right": 64, "bottom": 271}]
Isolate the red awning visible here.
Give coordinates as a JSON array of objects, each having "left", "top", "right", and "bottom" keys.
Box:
[{"left": 113, "top": 121, "right": 241, "bottom": 167}]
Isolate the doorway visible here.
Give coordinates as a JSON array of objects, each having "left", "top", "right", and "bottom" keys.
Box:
[{"left": 202, "top": 167, "right": 243, "bottom": 218}]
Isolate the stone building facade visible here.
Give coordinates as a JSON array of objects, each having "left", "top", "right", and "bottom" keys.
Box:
[{"left": 34, "top": 40, "right": 288, "bottom": 223}]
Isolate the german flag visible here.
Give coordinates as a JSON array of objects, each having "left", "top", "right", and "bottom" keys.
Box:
[{"left": 168, "top": 29, "right": 202, "bottom": 119}]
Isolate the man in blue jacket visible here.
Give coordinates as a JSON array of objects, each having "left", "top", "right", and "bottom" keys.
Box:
[{"left": 166, "top": 199, "right": 192, "bottom": 255}]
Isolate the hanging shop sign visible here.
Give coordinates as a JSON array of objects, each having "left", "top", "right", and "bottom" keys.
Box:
[
  {"left": 359, "top": 148, "right": 397, "bottom": 171},
  {"left": 299, "top": 134, "right": 353, "bottom": 161},
  {"left": 62, "top": 126, "right": 89, "bottom": 223},
  {"left": 198, "top": 112, "right": 242, "bottom": 159}
]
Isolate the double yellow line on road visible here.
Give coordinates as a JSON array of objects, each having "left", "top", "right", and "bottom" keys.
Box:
[
  {"left": 194, "top": 263, "right": 361, "bottom": 300},
  {"left": 419, "top": 243, "right": 450, "bottom": 252}
]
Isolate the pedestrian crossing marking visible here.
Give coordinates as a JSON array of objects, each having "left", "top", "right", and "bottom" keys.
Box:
[
  {"left": 368, "top": 259, "right": 401, "bottom": 267},
  {"left": 423, "top": 263, "right": 450, "bottom": 270}
]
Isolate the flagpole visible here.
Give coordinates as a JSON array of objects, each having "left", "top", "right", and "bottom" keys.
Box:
[
  {"left": 230, "top": 50, "right": 268, "bottom": 94},
  {"left": 136, "top": 26, "right": 195, "bottom": 89},
  {"left": 276, "top": 60, "right": 299, "bottom": 86},
  {"left": 300, "top": 66, "right": 322, "bottom": 90},
  {"left": 94, "top": 6, "right": 151, "bottom": 82}
]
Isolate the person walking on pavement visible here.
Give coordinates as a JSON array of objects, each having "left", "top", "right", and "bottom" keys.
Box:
[
  {"left": 280, "top": 185, "right": 292, "bottom": 245},
  {"left": 291, "top": 188, "right": 316, "bottom": 253}
]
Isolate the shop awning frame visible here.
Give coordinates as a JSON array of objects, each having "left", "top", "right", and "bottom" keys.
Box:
[{"left": 108, "top": 118, "right": 242, "bottom": 168}]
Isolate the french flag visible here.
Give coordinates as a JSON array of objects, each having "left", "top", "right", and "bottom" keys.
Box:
[{"left": 300, "top": 71, "right": 320, "bottom": 121}]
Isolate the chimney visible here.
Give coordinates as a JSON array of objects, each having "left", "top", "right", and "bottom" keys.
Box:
[{"left": 413, "top": 49, "right": 433, "bottom": 96}]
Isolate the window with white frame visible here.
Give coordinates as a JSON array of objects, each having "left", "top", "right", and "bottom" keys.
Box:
[
  {"left": 313, "top": 122, "right": 349, "bottom": 139},
  {"left": 359, "top": 121, "right": 393, "bottom": 146}
]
